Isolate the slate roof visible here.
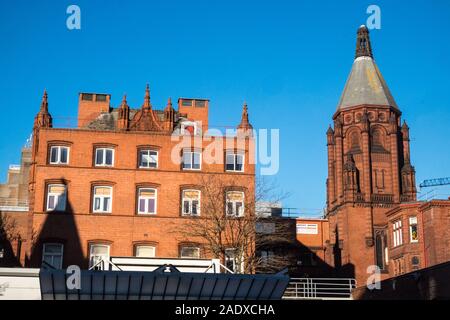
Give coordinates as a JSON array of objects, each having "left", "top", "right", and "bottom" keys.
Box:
[{"left": 337, "top": 56, "right": 398, "bottom": 111}]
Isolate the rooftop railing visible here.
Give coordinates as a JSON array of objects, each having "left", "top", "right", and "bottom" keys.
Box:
[
  {"left": 283, "top": 277, "right": 356, "bottom": 300},
  {"left": 0, "top": 198, "right": 29, "bottom": 211}
]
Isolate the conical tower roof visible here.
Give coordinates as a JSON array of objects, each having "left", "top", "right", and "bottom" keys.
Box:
[{"left": 337, "top": 25, "right": 398, "bottom": 111}]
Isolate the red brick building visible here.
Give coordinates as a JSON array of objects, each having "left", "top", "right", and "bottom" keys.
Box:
[
  {"left": 324, "top": 25, "right": 450, "bottom": 286},
  {"left": 385, "top": 200, "right": 450, "bottom": 276},
  {"left": 24, "top": 85, "right": 255, "bottom": 270}
]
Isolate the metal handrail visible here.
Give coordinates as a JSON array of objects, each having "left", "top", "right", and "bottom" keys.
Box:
[
  {"left": 89, "top": 258, "right": 123, "bottom": 271},
  {"left": 283, "top": 278, "right": 356, "bottom": 300}
]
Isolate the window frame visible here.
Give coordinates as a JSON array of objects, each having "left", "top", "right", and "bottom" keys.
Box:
[
  {"left": 182, "top": 150, "right": 202, "bottom": 171},
  {"left": 181, "top": 189, "right": 201, "bottom": 216},
  {"left": 392, "top": 219, "right": 403, "bottom": 247},
  {"left": 180, "top": 121, "right": 198, "bottom": 135},
  {"left": 225, "top": 152, "right": 245, "bottom": 172},
  {"left": 92, "top": 186, "right": 113, "bottom": 213},
  {"left": 46, "top": 184, "right": 67, "bottom": 212},
  {"left": 409, "top": 216, "right": 418, "bottom": 243},
  {"left": 42, "top": 243, "right": 64, "bottom": 269},
  {"left": 137, "top": 187, "right": 157, "bottom": 215},
  {"left": 224, "top": 248, "right": 244, "bottom": 273},
  {"left": 89, "top": 243, "right": 111, "bottom": 270},
  {"left": 94, "top": 147, "right": 115, "bottom": 167},
  {"left": 226, "top": 191, "right": 245, "bottom": 217},
  {"left": 260, "top": 250, "right": 274, "bottom": 266},
  {"left": 138, "top": 149, "right": 159, "bottom": 169},
  {"left": 180, "top": 246, "right": 200, "bottom": 259},
  {"left": 49, "top": 146, "right": 70, "bottom": 165},
  {"left": 134, "top": 245, "right": 156, "bottom": 258}
]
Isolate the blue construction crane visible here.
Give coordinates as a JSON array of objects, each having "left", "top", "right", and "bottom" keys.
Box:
[{"left": 419, "top": 177, "right": 450, "bottom": 188}]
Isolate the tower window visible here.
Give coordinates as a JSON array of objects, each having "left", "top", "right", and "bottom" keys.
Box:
[
  {"left": 409, "top": 217, "right": 418, "bottom": 243},
  {"left": 360, "top": 38, "right": 366, "bottom": 49},
  {"left": 372, "top": 130, "right": 383, "bottom": 147},
  {"left": 392, "top": 220, "right": 403, "bottom": 247},
  {"left": 375, "top": 232, "right": 386, "bottom": 270},
  {"left": 349, "top": 132, "right": 360, "bottom": 151}
]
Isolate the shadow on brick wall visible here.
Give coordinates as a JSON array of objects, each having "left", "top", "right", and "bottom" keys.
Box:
[
  {"left": 27, "top": 199, "right": 87, "bottom": 269},
  {"left": 353, "top": 261, "right": 450, "bottom": 300},
  {"left": 0, "top": 212, "right": 23, "bottom": 267},
  {"left": 257, "top": 218, "right": 354, "bottom": 279}
]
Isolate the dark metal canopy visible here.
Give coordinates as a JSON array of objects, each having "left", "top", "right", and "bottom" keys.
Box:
[{"left": 39, "top": 267, "right": 289, "bottom": 300}]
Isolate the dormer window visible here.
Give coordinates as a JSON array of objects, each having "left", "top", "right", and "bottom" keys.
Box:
[{"left": 181, "top": 121, "right": 198, "bottom": 135}]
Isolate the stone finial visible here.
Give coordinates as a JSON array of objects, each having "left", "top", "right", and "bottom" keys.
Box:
[
  {"left": 237, "top": 101, "right": 253, "bottom": 130},
  {"left": 355, "top": 25, "right": 373, "bottom": 59},
  {"left": 143, "top": 84, "right": 151, "bottom": 109}
]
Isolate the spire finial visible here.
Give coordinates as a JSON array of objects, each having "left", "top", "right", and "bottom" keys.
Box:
[
  {"left": 164, "top": 97, "right": 174, "bottom": 112},
  {"left": 143, "top": 84, "right": 151, "bottom": 109},
  {"left": 35, "top": 89, "right": 52, "bottom": 128},
  {"left": 355, "top": 25, "right": 373, "bottom": 59},
  {"left": 237, "top": 101, "right": 253, "bottom": 130},
  {"left": 40, "top": 89, "right": 48, "bottom": 111},
  {"left": 401, "top": 120, "right": 409, "bottom": 129},
  {"left": 327, "top": 125, "right": 334, "bottom": 135},
  {"left": 120, "top": 94, "right": 129, "bottom": 109}
]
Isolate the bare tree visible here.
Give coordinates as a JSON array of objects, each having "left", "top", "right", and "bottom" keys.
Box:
[
  {"left": 173, "top": 174, "right": 293, "bottom": 274},
  {"left": 0, "top": 213, "right": 20, "bottom": 244},
  {"left": 0, "top": 212, "right": 21, "bottom": 266}
]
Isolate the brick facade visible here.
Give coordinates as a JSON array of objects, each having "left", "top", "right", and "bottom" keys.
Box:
[
  {"left": 24, "top": 86, "right": 255, "bottom": 269},
  {"left": 325, "top": 26, "right": 418, "bottom": 285}
]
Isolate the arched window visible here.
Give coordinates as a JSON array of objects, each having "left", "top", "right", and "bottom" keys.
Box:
[
  {"left": 348, "top": 131, "right": 360, "bottom": 152},
  {"left": 372, "top": 129, "right": 383, "bottom": 147}
]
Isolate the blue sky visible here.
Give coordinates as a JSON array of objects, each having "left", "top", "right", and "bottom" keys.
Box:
[{"left": 1, "top": 0, "right": 449, "bottom": 213}]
